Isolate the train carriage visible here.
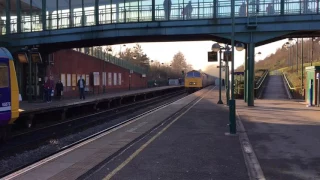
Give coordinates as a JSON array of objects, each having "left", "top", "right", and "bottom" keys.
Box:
[{"left": 0, "top": 48, "right": 19, "bottom": 141}]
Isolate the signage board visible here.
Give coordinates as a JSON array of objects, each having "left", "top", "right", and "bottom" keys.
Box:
[
  {"left": 208, "top": 51, "right": 218, "bottom": 62},
  {"left": 31, "top": 52, "right": 42, "bottom": 63},
  {"left": 17, "top": 52, "right": 28, "bottom": 63}
]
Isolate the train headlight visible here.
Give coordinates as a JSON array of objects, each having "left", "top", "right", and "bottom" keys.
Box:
[{"left": 189, "top": 82, "right": 196, "bottom": 85}]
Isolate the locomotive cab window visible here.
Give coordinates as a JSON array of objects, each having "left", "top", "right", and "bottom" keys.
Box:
[
  {"left": 0, "top": 63, "right": 9, "bottom": 88},
  {"left": 186, "top": 71, "right": 201, "bottom": 77}
]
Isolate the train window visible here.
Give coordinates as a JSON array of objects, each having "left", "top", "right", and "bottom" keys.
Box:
[
  {"left": 186, "top": 71, "right": 201, "bottom": 77},
  {"left": 0, "top": 63, "right": 9, "bottom": 88}
]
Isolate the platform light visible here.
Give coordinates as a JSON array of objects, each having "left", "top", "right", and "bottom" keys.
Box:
[
  {"left": 235, "top": 43, "right": 245, "bottom": 51},
  {"left": 211, "top": 43, "right": 221, "bottom": 52}
]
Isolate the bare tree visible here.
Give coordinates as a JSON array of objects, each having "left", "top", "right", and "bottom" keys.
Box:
[{"left": 171, "top": 52, "right": 191, "bottom": 74}]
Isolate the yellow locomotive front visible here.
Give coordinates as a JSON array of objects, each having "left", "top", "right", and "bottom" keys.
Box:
[{"left": 184, "top": 70, "right": 203, "bottom": 93}]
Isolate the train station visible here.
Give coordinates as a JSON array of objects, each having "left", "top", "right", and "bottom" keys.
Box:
[{"left": 1, "top": 0, "right": 320, "bottom": 179}]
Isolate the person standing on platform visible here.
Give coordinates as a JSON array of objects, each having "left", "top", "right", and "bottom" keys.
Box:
[
  {"left": 55, "top": 80, "right": 63, "bottom": 100},
  {"left": 44, "top": 75, "right": 54, "bottom": 103},
  {"left": 43, "top": 76, "right": 48, "bottom": 102},
  {"left": 77, "top": 75, "right": 86, "bottom": 100}
]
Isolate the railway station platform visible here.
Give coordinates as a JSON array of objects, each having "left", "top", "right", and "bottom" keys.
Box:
[
  {"left": 5, "top": 87, "right": 249, "bottom": 180},
  {"left": 20, "top": 86, "right": 182, "bottom": 112},
  {"left": 17, "top": 86, "right": 183, "bottom": 127},
  {"left": 236, "top": 99, "right": 320, "bottom": 180},
  {"left": 7, "top": 86, "right": 319, "bottom": 180}
]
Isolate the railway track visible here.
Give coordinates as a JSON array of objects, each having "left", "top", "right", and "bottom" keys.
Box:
[{"left": 0, "top": 89, "right": 187, "bottom": 178}]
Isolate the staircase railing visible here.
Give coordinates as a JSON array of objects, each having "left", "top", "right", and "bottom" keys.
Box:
[
  {"left": 254, "top": 70, "right": 269, "bottom": 98},
  {"left": 282, "top": 72, "right": 295, "bottom": 99}
]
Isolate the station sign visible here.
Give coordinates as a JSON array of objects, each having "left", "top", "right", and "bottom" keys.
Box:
[{"left": 208, "top": 51, "right": 218, "bottom": 62}]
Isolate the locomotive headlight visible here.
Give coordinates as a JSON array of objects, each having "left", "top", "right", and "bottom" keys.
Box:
[{"left": 189, "top": 82, "right": 196, "bottom": 85}]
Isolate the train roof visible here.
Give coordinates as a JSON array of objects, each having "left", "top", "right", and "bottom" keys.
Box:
[
  {"left": 0, "top": 47, "right": 13, "bottom": 60},
  {"left": 186, "top": 70, "right": 215, "bottom": 78}
]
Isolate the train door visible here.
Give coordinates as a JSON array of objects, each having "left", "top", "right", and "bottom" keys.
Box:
[{"left": 0, "top": 57, "right": 11, "bottom": 124}]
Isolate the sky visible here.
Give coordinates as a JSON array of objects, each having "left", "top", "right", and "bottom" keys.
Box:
[{"left": 111, "top": 39, "right": 288, "bottom": 70}]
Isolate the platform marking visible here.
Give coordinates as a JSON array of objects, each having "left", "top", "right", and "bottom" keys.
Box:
[
  {"left": 3, "top": 88, "right": 208, "bottom": 180},
  {"left": 236, "top": 112, "right": 266, "bottom": 180},
  {"left": 103, "top": 87, "right": 213, "bottom": 180}
]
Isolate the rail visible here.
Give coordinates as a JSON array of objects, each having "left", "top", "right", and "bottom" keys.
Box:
[
  {"left": 282, "top": 72, "right": 295, "bottom": 99},
  {"left": 254, "top": 70, "right": 269, "bottom": 98},
  {"left": 233, "top": 69, "right": 268, "bottom": 98}
]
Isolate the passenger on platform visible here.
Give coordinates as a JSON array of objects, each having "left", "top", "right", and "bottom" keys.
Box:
[
  {"left": 77, "top": 75, "right": 86, "bottom": 100},
  {"left": 239, "top": 2, "right": 247, "bottom": 17},
  {"left": 43, "top": 76, "right": 48, "bottom": 102},
  {"left": 182, "top": 1, "right": 193, "bottom": 19},
  {"left": 44, "top": 76, "right": 54, "bottom": 103},
  {"left": 163, "top": 0, "right": 172, "bottom": 20},
  {"left": 266, "top": 3, "right": 275, "bottom": 15},
  {"left": 55, "top": 80, "right": 64, "bottom": 100}
]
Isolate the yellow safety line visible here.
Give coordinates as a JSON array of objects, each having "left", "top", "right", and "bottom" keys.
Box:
[{"left": 103, "top": 87, "right": 213, "bottom": 180}]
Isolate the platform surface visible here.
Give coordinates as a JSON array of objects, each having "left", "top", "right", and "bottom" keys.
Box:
[
  {"left": 7, "top": 87, "right": 249, "bottom": 180},
  {"left": 20, "top": 86, "right": 181, "bottom": 113},
  {"left": 237, "top": 99, "right": 320, "bottom": 180}
]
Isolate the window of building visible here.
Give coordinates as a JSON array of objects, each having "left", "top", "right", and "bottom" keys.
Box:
[
  {"left": 102, "top": 72, "right": 107, "bottom": 86},
  {"left": 108, "top": 72, "right": 112, "bottom": 86},
  {"left": 60, "top": 74, "right": 66, "bottom": 86},
  {"left": 118, "top": 73, "right": 121, "bottom": 85},
  {"left": 0, "top": 63, "right": 9, "bottom": 88},
  {"left": 67, "top": 74, "right": 71, "bottom": 86},
  {"left": 113, "top": 72, "right": 117, "bottom": 85}
]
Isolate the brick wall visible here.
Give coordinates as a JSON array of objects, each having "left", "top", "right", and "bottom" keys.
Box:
[{"left": 46, "top": 49, "right": 147, "bottom": 97}]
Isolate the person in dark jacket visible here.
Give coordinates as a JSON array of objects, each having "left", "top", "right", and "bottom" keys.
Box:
[
  {"left": 77, "top": 75, "right": 86, "bottom": 100},
  {"left": 55, "top": 80, "right": 63, "bottom": 100},
  {"left": 44, "top": 75, "right": 54, "bottom": 103}
]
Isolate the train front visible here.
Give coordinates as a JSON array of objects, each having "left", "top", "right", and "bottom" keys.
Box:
[
  {"left": 184, "top": 70, "right": 203, "bottom": 93},
  {"left": 0, "top": 48, "right": 20, "bottom": 141}
]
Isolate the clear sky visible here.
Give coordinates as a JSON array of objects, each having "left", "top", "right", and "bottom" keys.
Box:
[{"left": 111, "top": 39, "right": 288, "bottom": 70}]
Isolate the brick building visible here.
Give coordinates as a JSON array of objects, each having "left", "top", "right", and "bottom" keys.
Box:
[{"left": 47, "top": 49, "right": 147, "bottom": 98}]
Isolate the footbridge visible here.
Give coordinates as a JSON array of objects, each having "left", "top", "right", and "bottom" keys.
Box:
[{"left": 1, "top": 0, "right": 320, "bottom": 49}]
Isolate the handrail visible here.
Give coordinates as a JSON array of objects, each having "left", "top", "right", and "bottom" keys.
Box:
[
  {"left": 254, "top": 70, "right": 269, "bottom": 90},
  {"left": 282, "top": 72, "right": 293, "bottom": 99},
  {"left": 282, "top": 72, "right": 296, "bottom": 90},
  {"left": 234, "top": 70, "right": 268, "bottom": 90}
]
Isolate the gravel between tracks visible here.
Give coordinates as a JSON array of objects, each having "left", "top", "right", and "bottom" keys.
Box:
[{"left": 0, "top": 93, "right": 186, "bottom": 176}]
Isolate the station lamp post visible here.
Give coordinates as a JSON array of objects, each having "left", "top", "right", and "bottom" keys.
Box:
[
  {"left": 211, "top": 43, "right": 230, "bottom": 104},
  {"left": 288, "top": 38, "right": 298, "bottom": 73},
  {"left": 228, "top": 42, "right": 245, "bottom": 134},
  {"left": 129, "top": 55, "right": 137, "bottom": 90},
  {"left": 103, "top": 47, "right": 112, "bottom": 93}
]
